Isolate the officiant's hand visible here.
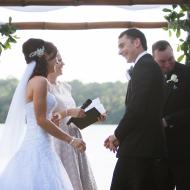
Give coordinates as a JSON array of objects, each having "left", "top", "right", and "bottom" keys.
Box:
[
  {"left": 97, "top": 112, "right": 107, "bottom": 122},
  {"left": 52, "top": 108, "right": 86, "bottom": 121},
  {"left": 104, "top": 134, "right": 119, "bottom": 153},
  {"left": 68, "top": 108, "right": 86, "bottom": 118}
]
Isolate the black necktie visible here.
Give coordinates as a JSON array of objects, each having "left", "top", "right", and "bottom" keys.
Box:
[{"left": 127, "top": 66, "right": 134, "bottom": 77}]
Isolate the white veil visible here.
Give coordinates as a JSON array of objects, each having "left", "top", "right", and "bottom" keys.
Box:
[{"left": 0, "top": 61, "right": 36, "bottom": 174}]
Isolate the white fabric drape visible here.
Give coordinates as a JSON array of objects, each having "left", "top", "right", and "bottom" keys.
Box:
[{"left": 0, "top": 61, "right": 36, "bottom": 174}]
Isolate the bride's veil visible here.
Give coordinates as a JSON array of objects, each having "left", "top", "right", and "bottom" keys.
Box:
[{"left": 0, "top": 61, "right": 36, "bottom": 174}]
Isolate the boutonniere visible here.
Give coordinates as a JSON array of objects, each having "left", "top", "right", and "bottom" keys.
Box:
[{"left": 166, "top": 74, "right": 178, "bottom": 89}]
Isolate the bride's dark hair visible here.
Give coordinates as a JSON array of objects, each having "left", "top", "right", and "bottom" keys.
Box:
[{"left": 22, "top": 38, "right": 57, "bottom": 78}]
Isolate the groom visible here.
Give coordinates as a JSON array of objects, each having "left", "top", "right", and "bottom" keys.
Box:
[{"left": 104, "top": 29, "right": 168, "bottom": 190}]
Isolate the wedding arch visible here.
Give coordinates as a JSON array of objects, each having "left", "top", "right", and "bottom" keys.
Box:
[
  {"left": 0, "top": 0, "right": 185, "bottom": 30},
  {"left": 0, "top": 0, "right": 189, "bottom": 62}
]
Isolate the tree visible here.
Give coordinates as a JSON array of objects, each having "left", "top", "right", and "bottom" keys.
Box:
[
  {"left": 0, "top": 17, "right": 18, "bottom": 55},
  {"left": 0, "top": 79, "right": 127, "bottom": 124},
  {"left": 0, "top": 78, "right": 18, "bottom": 123},
  {"left": 163, "top": 5, "right": 190, "bottom": 64}
]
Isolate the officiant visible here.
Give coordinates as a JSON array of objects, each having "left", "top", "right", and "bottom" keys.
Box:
[
  {"left": 47, "top": 51, "right": 98, "bottom": 190},
  {"left": 152, "top": 40, "right": 190, "bottom": 190}
]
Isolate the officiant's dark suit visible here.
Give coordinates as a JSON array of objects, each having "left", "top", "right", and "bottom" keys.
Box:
[
  {"left": 153, "top": 40, "right": 190, "bottom": 190},
  {"left": 109, "top": 29, "right": 167, "bottom": 190}
]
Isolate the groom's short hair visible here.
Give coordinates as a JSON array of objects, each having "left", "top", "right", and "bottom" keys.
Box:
[{"left": 119, "top": 28, "right": 147, "bottom": 51}]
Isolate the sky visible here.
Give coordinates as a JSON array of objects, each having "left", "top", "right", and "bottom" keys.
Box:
[{"left": 0, "top": 5, "right": 185, "bottom": 83}]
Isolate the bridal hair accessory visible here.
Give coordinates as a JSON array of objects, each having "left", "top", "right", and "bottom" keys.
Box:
[{"left": 29, "top": 46, "right": 45, "bottom": 58}]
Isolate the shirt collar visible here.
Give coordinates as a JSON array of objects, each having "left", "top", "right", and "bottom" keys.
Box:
[{"left": 134, "top": 51, "right": 148, "bottom": 64}]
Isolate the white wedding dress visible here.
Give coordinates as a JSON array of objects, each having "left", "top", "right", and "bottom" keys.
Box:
[{"left": 0, "top": 93, "right": 73, "bottom": 190}]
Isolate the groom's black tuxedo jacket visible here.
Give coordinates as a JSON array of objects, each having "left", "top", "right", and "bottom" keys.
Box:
[
  {"left": 115, "top": 54, "right": 167, "bottom": 158},
  {"left": 164, "top": 62, "right": 190, "bottom": 158}
]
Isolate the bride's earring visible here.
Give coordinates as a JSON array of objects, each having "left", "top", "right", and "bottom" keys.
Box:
[{"left": 54, "top": 65, "right": 57, "bottom": 73}]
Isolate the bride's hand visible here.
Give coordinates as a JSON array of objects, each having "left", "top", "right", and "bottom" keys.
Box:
[
  {"left": 69, "top": 137, "right": 86, "bottom": 152},
  {"left": 51, "top": 112, "right": 61, "bottom": 127}
]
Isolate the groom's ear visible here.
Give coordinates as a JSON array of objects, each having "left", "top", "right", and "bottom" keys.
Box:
[{"left": 134, "top": 38, "right": 141, "bottom": 48}]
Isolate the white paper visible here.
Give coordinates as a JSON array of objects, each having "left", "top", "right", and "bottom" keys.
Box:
[{"left": 85, "top": 97, "right": 106, "bottom": 114}]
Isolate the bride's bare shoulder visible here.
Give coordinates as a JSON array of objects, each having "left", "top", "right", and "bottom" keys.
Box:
[
  {"left": 26, "top": 76, "right": 48, "bottom": 102},
  {"left": 28, "top": 76, "right": 48, "bottom": 88}
]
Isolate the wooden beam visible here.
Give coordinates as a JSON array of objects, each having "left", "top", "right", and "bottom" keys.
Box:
[
  {"left": 0, "top": 0, "right": 189, "bottom": 6},
  {"left": 12, "top": 21, "right": 168, "bottom": 30}
]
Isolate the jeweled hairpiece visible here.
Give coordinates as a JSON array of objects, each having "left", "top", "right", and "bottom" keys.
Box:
[{"left": 29, "top": 46, "right": 45, "bottom": 58}]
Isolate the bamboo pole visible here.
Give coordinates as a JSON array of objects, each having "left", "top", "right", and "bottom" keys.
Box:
[
  {"left": 13, "top": 21, "right": 168, "bottom": 30},
  {"left": 0, "top": 0, "right": 188, "bottom": 6}
]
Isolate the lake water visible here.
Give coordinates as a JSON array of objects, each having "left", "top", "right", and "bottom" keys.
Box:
[
  {"left": 0, "top": 124, "right": 117, "bottom": 190},
  {"left": 82, "top": 124, "right": 117, "bottom": 190}
]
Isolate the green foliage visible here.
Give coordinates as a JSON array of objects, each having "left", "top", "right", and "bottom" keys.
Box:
[
  {"left": 0, "top": 78, "right": 127, "bottom": 124},
  {"left": 163, "top": 5, "right": 190, "bottom": 64},
  {"left": 0, "top": 78, "right": 18, "bottom": 123},
  {"left": 69, "top": 80, "right": 127, "bottom": 124},
  {"left": 0, "top": 17, "right": 18, "bottom": 55}
]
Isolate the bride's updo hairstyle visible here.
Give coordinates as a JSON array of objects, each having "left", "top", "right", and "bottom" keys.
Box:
[{"left": 22, "top": 38, "right": 57, "bottom": 78}]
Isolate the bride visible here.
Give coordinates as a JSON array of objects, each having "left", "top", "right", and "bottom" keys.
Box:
[{"left": 0, "top": 38, "right": 86, "bottom": 190}]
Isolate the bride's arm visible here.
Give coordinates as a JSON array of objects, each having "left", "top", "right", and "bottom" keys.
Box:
[
  {"left": 56, "top": 108, "right": 86, "bottom": 119},
  {"left": 31, "top": 77, "right": 86, "bottom": 151}
]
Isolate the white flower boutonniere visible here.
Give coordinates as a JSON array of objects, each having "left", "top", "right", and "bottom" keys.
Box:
[{"left": 166, "top": 74, "right": 178, "bottom": 89}]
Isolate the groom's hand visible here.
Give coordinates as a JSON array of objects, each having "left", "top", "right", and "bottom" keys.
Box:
[{"left": 104, "top": 134, "right": 119, "bottom": 153}]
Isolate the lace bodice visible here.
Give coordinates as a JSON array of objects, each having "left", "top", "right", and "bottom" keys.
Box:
[
  {"left": 49, "top": 82, "right": 76, "bottom": 125},
  {"left": 49, "top": 82, "right": 76, "bottom": 110}
]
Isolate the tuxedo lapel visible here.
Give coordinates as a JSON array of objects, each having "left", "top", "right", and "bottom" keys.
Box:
[
  {"left": 163, "top": 62, "right": 184, "bottom": 115},
  {"left": 163, "top": 79, "right": 174, "bottom": 110},
  {"left": 125, "top": 79, "right": 132, "bottom": 106}
]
